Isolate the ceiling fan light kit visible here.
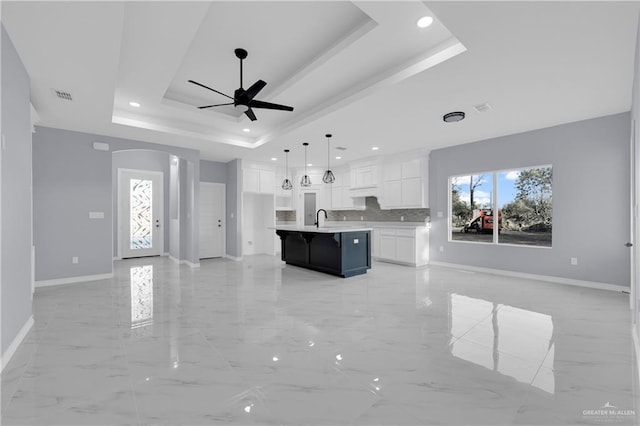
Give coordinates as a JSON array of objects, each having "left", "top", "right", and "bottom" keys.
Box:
[
  {"left": 322, "top": 133, "right": 335, "bottom": 184},
  {"left": 300, "top": 142, "right": 312, "bottom": 187},
  {"left": 282, "top": 149, "right": 293, "bottom": 190},
  {"left": 188, "top": 48, "right": 294, "bottom": 122}
]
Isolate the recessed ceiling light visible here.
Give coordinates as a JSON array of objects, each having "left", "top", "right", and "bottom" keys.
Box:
[
  {"left": 271, "top": 157, "right": 277, "bottom": 161},
  {"left": 243, "top": 128, "right": 251, "bottom": 132},
  {"left": 372, "top": 147, "right": 379, "bottom": 151},
  {"left": 335, "top": 156, "right": 342, "bottom": 160},
  {"left": 129, "top": 101, "right": 141, "bottom": 108},
  {"left": 443, "top": 111, "right": 465, "bottom": 122},
  {"left": 307, "top": 163, "right": 313, "bottom": 167},
  {"left": 417, "top": 16, "right": 433, "bottom": 28}
]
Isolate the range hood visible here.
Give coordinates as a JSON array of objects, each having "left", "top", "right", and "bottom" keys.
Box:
[{"left": 349, "top": 185, "right": 378, "bottom": 198}]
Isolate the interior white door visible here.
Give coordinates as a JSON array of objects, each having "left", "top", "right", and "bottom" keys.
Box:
[
  {"left": 199, "top": 182, "right": 225, "bottom": 259},
  {"left": 118, "top": 169, "right": 164, "bottom": 258}
]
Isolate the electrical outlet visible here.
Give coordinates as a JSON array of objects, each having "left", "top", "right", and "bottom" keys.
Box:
[
  {"left": 571, "top": 257, "right": 578, "bottom": 266},
  {"left": 343, "top": 216, "right": 346, "bottom": 221},
  {"left": 439, "top": 246, "right": 444, "bottom": 253},
  {"left": 72, "top": 257, "right": 78, "bottom": 264},
  {"left": 360, "top": 216, "right": 364, "bottom": 221},
  {"left": 400, "top": 216, "right": 404, "bottom": 221}
]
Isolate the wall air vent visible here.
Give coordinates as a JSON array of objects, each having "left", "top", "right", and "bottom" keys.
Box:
[
  {"left": 51, "top": 89, "right": 73, "bottom": 101},
  {"left": 473, "top": 102, "right": 492, "bottom": 113}
]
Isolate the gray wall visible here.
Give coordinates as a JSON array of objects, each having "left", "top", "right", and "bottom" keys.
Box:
[
  {"left": 200, "top": 159, "right": 227, "bottom": 184},
  {"left": 33, "top": 129, "right": 112, "bottom": 281},
  {"left": 112, "top": 150, "right": 170, "bottom": 257},
  {"left": 1, "top": 24, "right": 33, "bottom": 355},
  {"left": 32, "top": 126, "right": 201, "bottom": 279},
  {"left": 226, "top": 159, "right": 241, "bottom": 258},
  {"left": 429, "top": 113, "right": 631, "bottom": 287}
]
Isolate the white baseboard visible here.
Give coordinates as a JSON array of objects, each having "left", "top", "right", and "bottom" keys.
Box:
[
  {"left": 225, "top": 254, "right": 242, "bottom": 261},
  {"left": 162, "top": 252, "right": 169, "bottom": 257},
  {"left": 1, "top": 316, "right": 34, "bottom": 372},
  {"left": 35, "top": 273, "right": 113, "bottom": 288},
  {"left": 167, "top": 255, "right": 200, "bottom": 268},
  {"left": 428, "top": 261, "right": 628, "bottom": 293}
]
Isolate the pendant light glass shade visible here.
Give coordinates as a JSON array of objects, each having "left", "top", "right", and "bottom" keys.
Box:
[
  {"left": 300, "top": 142, "right": 312, "bottom": 187},
  {"left": 281, "top": 149, "right": 293, "bottom": 190},
  {"left": 322, "top": 133, "right": 335, "bottom": 184}
]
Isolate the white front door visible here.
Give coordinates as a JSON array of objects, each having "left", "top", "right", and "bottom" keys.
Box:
[
  {"left": 118, "top": 169, "right": 164, "bottom": 258},
  {"left": 199, "top": 182, "right": 225, "bottom": 259}
]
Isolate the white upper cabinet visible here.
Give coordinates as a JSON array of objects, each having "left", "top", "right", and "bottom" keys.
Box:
[
  {"left": 327, "top": 167, "right": 364, "bottom": 210},
  {"left": 379, "top": 156, "right": 428, "bottom": 209},
  {"left": 350, "top": 162, "right": 378, "bottom": 189},
  {"left": 242, "top": 161, "right": 276, "bottom": 194}
]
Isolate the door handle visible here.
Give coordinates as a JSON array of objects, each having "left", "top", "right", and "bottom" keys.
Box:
[{"left": 625, "top": 242, "right": 633, "bottom": 247}]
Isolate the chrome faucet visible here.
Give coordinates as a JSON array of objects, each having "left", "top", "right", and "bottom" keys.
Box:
[{"left": 315, "top": 209, "right": 327, "bottom": 228}]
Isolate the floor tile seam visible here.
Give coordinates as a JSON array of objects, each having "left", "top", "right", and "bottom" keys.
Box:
[
  {"left": 197, "top": 329, "right": 245, "bottom": 374},
  {"left": 1, "top": 305, "right": 58, "bottom": 411},
  {"left": 117, "top": 320, "right": 143, "bottom": 426},
  {"left": 0, "top": 344, "right": 34, "bottom": 412},
  {"left": 112, "top": 271, "right": 143, "bottom": 426},
  {"left": 526, "top": 340, "right": 555, "bottom": 391},
  {"left": 448, "top": 312, "right": 499, "bottom": 345}
]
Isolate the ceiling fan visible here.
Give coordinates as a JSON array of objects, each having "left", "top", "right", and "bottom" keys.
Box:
[{"left": 188, "top": 48, "right": 294, "bottom": 121}]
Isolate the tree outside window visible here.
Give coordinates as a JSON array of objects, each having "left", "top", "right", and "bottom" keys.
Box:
[{"left": 449, "top": 166, "right": 552, "bottom": 247}]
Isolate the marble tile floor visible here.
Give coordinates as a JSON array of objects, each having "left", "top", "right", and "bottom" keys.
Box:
[{"left": 1, "top": 255, "right": 638, "bottom": 425}]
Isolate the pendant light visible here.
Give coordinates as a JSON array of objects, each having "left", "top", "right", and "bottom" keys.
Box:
[
  {"left": 322, "top": 133, "right": 335, "bottom": 184},
  {"left": 281, "top": 149, "right": 293, "bottom": 190},
  {"left": 300, "top": 142, "right": 312, "bottom": 187}
]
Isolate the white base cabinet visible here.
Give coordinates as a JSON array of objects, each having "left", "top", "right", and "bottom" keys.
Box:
[{"left": 373, "top": 227, "right": 429, "bottom": 266}]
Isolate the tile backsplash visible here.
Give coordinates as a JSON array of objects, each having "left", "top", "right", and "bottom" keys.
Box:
[
  {"left": 276, "top": 197, "right": 429, "bottom": 223},
  {"left": 276, "top": 210, "right": 296, "bottom": 222}
]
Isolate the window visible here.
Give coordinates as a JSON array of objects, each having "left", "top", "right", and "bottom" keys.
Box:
[{"left": 449, "top": 166, "right": 552, "bottom": 247}]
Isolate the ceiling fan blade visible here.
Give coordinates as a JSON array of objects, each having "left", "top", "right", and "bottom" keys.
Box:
[
  {"left": 198, "top": 102, "right": 234, "bottom": 109},
  {"left": 245, "top": 108, "right": 257, "bottom": 121},
  {"left": 244, "top": 80, "right": 267, "bottom": 101},
  {"left": 249, "top": 99, "right": 294, "bottom": 111},
  {"left": 188, "top": 79, "right": 235, "bottom": 101}
]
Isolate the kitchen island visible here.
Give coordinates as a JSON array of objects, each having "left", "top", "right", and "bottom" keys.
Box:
[{"left": 274, "top": 226, "right": 372, "bottom": 277}]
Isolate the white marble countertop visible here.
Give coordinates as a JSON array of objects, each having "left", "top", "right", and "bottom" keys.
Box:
[{"left": 272, "top": 225, "right": 373, "bottom": 233}]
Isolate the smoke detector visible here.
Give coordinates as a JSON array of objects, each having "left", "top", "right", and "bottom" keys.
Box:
[{"left": 51, "top": 89, "right": 73, "bottom": 101}]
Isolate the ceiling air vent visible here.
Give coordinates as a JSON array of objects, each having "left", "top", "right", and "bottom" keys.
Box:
[
  {"left": 335, "top": 146, "right": 347, "bottom": 151},
  {"left": 51, "top": 89, "right": 73, "bottom": 101},
  {"left": 473, "top": 102, "right": 492, "bottom": 113}
]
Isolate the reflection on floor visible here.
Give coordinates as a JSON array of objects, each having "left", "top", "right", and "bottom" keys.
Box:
[{"left": 2, "top": 256, "right": 638, "bottom": 425}]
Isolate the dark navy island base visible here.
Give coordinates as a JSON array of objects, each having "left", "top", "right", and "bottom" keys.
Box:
[{"left": 275, "top": 228, "right": 372, "bottom": 278}]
